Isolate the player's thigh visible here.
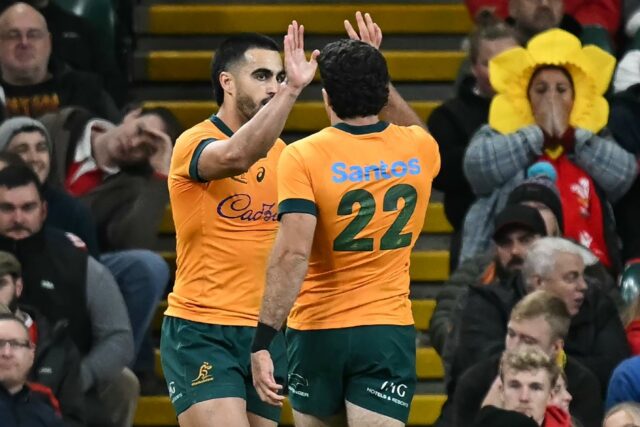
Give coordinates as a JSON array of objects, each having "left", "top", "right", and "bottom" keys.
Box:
[
  {"left": 178, "top": 397, "right": 249, "bottom": 427},
  {"left": 345, "top": 401, "right": 404, "bottom": 427},
  {"left": 285, "top": 328, "right": 349, "bottom": 419},
  {"left": 292, "top": 409, "right": 348, "bottom": 427},
  {"left": 344, "top": 325, "right": 417, "bottom": 424},
  {"left": 245, "top": 330, "right": 287, "bottom": 424},
  {"left": 160, "top": 316, "right": 249, "bottom": 416},
  {"left": 246, "top": 411, "right": 278, "bottom": 427}
]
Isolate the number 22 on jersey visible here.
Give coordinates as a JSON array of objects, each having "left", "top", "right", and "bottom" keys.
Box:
[{"left": 333, "top": 183, "right": 417, "bottom": 252}]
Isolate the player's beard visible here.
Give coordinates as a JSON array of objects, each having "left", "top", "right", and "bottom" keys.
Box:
[{"left": 237, "top": 93, "right": 261, "bottom": 122}]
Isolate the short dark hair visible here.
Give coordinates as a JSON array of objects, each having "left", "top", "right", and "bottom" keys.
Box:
[
  {"left": 0, "top": 313, "right": 30, "bottom": 342},
  {"left": 318, "top": 39, "right": 389, "bottom": 120},
  {"left": 0, "top": 164, "right": 44, "bottom": 200},
  {"left": 211, "top": 33, "right": 280, "bottom": 106},
  {"left": 139, "top": 107, "right": 183, "bottom": 144}
]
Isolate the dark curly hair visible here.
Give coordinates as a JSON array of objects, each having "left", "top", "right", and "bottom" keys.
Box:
[
  {"left": 211, "top": 33, "right": 280, "bottom": 106},
  {"left": 318, "top": 39, "right": 389, "bottom": 120}
]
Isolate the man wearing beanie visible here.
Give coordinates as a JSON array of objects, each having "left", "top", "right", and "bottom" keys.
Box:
[
  {"left": 0, "top": 116, "right": 169, "bottom": 395},
  {"left": 0, "top": 116, "right": 99, "bottom": 255}
]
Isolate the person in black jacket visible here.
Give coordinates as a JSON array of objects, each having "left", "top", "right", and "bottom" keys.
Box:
[
  {"left": 453, "top": 237, "right": 629, "bottom": 397},
  {"left": 0, "top": 312, "right": 66, "bottom": 427},
  {"left": 451, "top": 290, "right": 603, "bottom": 427},
  {"left": 0, "top": 3, "right": 118, "bottom": 121},
  {"left": 428, "top": 18, "right": 518, "bottom": 269},
  {"left": 0, "top": 116, "right": 169, "bottom": 394},
  {"left": 0, "top": 250, "right": 84, "bottom": 427},
  {"left": 0, "top": 165, "right": 137, "bottom": 427}
]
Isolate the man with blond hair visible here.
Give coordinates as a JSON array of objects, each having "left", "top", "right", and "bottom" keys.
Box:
[
  {"left": 451, "top": 290, "right": 602, "bottom": 427},
  {"left": 496, "top": 346, "right": 561, "bottom": 426}
]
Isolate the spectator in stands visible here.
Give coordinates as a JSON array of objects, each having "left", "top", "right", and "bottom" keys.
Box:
[
  {"left": 429, "top": 15, "right": 518, "bottom": 269},
  {"left": 0, "top": 116, "right": 169, "bottom": 394},
  {"left": 39, "top": 106, "right": 173, "bottom": 252},
  {"left": 26, "top": 0, "right": 127, "bottom": 106},
  {"left": 0, "top": 165, "right": 138, "bottom": 427},
  {"left": 0, "top": 250, "right": 84, "bottom": 427},
  {"left": 0, "top": 3, "right": 118, "bottom": 120},
  {"left": 453, "top": 237, "right": 629, "bottom": 398},
  {"left": 464, "top": 0, "right": 618, "bottom": 49},
  {"left": 549, "top": 371, "right": 572, "bottom": 413},
  {"left": 451, "top": 290, "right": 602, "bottom": 427},
  {"left": 433, "top": 198, "right": 554, "bottom": 360},
  {"left": 461, "top": 29, "right": 635, "bottom": 271},
  {"left": 606, "top": 356, "right": 640, "bottom": 410},
  {"left": 495, "top": 346, "right": 571, "bottom": 427},
  {"left": 432, "top": 204, "right": 548, "bottom": 426},
  {"left": 611, "top": 1, "right": 640, "bottom": 94},
  {"left": 608, "top": 85, "right": 640, "bottom": 270},
  {"left": 625, "top": 293, "right": 640, "bottom": 355},
  {"left": 431, "top": 171, "right": 566, "bottom": 361},
  {"left": 603, "top": 402, "right": 640, "bottom": 427},
  {"left": 0, "top": 312, "right": 66, "bottom": 427},
  {"left": 0, "top": 118, "right": 98, "bottom": 255}
]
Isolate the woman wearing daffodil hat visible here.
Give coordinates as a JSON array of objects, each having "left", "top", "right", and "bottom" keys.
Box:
[{"left": 459, "top": 29, "right": 637, "bottom": 272}]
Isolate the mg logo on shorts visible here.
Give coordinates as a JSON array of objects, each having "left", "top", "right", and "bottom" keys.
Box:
[
  {"left": 380, "top": 381, "right": 407, "bottom": 397},
  {"left": 366, "top": 381, "right": 409, "bottom": 408},
  {"left": 288, "top": 373, "right": 309, "bottom": 398},
  {"left": 191, "top": 362, "right": 214, "bottom": 386}
]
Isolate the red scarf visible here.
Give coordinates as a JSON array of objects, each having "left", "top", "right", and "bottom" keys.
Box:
[
  {"left": 543, "top": 405, "right": 572, "bottom": 427},
  {"left": 540, "top": 150, "right": 611, "bottom": 268}
]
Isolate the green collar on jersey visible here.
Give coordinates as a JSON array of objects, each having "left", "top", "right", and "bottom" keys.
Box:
[
  {"left": 333, "top": 121, "right": 389, "bottom": 135},
  {"left": 210, "top": 115, "right": 234, "bottom": 137}
]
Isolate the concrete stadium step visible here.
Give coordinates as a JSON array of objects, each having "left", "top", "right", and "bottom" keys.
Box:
[
  {"left": 135, "top": 394, "right": 446, "bottom": 426},
  {"left": 160, "top": 249, "right": 450, "bottom": 282},
  {"left": 159, "top": 202, "right": 453, "bottom": 236},
  {"left": 152, "top": 299, "right": 435, "bottom": 333},
  {"left": 153, "top": 345, "right": 443, "bottom": 381},
  {"left": 136, "top": 4, "right": 472, "bottom": 36},
  {"left": 143, "top": 100, "right": 442, "bottom": 133},
  {"left": 135, "top": 50, "right": 465, "bottom": 82}
]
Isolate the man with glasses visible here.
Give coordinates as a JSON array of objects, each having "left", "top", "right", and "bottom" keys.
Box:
[
  {"left": 0, "top": 250, "right": 84, "bottom": 427},
  {"left": 0, "top": 2, "right": 117, "bottom": 120},
  {"left": 0, "top": 311, "right": 66, "bottom": 427}
]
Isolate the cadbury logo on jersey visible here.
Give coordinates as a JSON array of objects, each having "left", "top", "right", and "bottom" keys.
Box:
[
  {"left": 331, "top": 158, "right": 421, "bottom": 183},
  {"left": 217, "top": 194, "right": 278, "bottom": 222}
]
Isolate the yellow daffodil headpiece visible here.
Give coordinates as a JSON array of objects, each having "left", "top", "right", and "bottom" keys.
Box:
[{"left": 488, "top": 29, "right": 615, "bottom": 134}]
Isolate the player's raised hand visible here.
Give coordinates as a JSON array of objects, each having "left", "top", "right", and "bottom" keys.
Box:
[
  {"left": 251, "top": 350, "right": 285, "bottom": 407},
  {"left": 344, "top": 11, "right": 383, "bottom": 50},
  {"left": 283, "top": 21, "right": 319, "bottom": 93}
]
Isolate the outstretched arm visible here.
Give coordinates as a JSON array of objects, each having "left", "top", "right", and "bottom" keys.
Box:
[
  {"left": 344, "top": 12, "right": 426, "bottom": 128},
  {"left": 197, "top": 22, "right": 320, "bottom": 181},
  {"left": 251, "top": 212, "right": 317, "bottom": 406}
]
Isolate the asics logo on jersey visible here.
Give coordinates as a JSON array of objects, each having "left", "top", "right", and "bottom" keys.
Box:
[
  {"left": 331, "top": 158, "right": 421, "bottom": 183},
  {"left": 217, "top": 194, "right": 278, "bottom": 222}
]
